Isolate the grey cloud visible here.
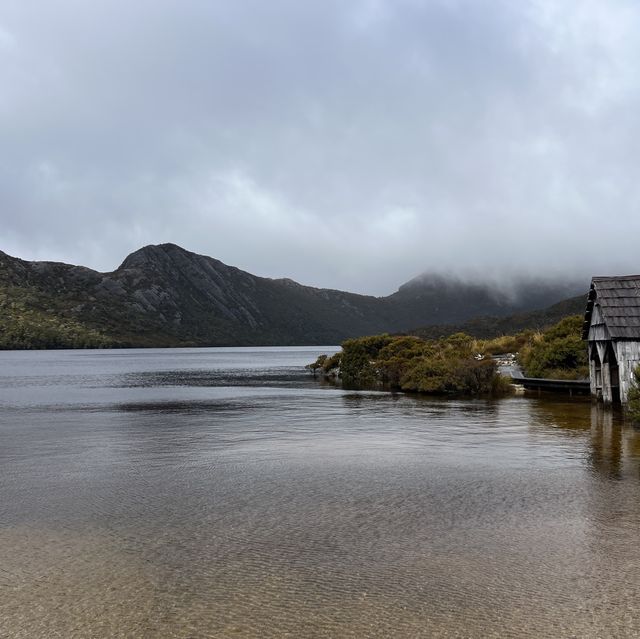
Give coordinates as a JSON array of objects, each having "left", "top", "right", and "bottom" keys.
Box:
[{"left": 2, "top": 0, "right": 640, "bottom": 294}]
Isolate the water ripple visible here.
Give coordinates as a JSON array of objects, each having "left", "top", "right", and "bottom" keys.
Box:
[{"left": 1, "top": 348, "right": 640, "bottom": 637}]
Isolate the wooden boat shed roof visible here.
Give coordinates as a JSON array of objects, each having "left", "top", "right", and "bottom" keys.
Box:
[{"left": 582, "top": 275, "right": 640, "bottom": 340}]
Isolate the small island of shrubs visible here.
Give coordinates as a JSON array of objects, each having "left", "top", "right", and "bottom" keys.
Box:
[{"left": 309, "top": 315, "right": 588, "bottom": 396}]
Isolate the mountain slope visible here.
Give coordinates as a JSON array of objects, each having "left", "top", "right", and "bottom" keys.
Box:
[
  {"left": 388, "top": 273, "right": 586, "bottom": 328},
  {"left": 410, "top": 295, "right": 587, "bottom": 340},
  {"left": 0, "top": 244, "right": 392, "bottom": 346},
  {"left": 0, "top": 244, "right": 587, "bottom": 348}
]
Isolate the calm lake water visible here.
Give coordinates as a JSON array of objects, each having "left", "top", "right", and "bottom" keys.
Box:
[{"left": 2, "top": 347, "right": 640, "bottom": 638}]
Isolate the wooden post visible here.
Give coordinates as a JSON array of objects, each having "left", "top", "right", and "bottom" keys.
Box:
[
  {"left": 589, "top": 350, "right": 598, "bottom": 399},
  {"left": 602, "top": 360, "right": 612, "bottom": 405}
]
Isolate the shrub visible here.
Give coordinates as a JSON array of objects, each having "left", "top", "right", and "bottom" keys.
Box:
[
  {"left": 323, "top": 352, "right": 341, "bottom": 372},
  {"left": 481, "top": 331, "right": 533, "bottom": 355},
  {"left": 340, "top": 340, "right": 380, "bottom": 387},
  {"left": 518, "top": 316, "right": 588, "bottom": 379},
  {"left": 628, "top": 365, "right": 640, "bottom": 423},
  {"left": 399, "top": 352, "right": 497, "bottom": 394},
  {"left": 306, "top": 354, "right": 327, "bottom": 375},
  {"left": 314, "top": 332, "right": 507, "bottom": 396},
  {"left": 306, "top": 352, "right": 341, "bottom": 376}
]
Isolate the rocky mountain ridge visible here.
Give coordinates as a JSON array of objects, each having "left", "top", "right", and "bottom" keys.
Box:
[{"left": 0, "top": 243, "right": 588, "bottom": 348}]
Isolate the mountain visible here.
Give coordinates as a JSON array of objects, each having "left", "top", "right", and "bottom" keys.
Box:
[
  {"left": 410, "top": 295, "right": 587, "bottom": 340},
  {"left": 385, "top": 273, "right": 585, "bottom": 328},
  {"left": 0, "top": 243, "right": 587, "bottom": 348}
]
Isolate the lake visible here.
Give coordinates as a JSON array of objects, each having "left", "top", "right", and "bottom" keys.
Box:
[{"left": 1, "top": 347, "right": 640, "bottom": 638}]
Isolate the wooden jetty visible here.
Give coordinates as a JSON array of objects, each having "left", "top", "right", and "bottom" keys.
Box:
[
  {"left": 499, "top": 362, "right": 590, "bottom": 397},
  {"left": 509, "top": 373, "right": 590, "bottom": 396}
]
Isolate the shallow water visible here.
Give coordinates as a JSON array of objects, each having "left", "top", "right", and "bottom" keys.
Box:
[{"left": 1, "top": 347, "right": 640, "bottom": 638}]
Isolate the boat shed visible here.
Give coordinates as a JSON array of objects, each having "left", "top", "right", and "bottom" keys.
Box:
[{"left": 582, "top": 276, "right": 640, "bottom": 405}]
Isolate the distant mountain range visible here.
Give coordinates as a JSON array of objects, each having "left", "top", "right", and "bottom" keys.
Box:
[
  {"left": 410, "top": 295, "right": 587, "bottom": 340},
  {"left": 0, "top": 243, "right": 588, "bottom": 348}
]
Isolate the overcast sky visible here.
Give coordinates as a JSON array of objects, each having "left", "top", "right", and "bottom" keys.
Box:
[{"left": 2, "top": 0, "right": 640, "bottom": 295}]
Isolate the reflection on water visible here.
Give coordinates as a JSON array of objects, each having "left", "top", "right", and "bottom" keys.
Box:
[
  {"left": 2, "top": 348, "right": 640, "bottom": 637},
  {"left": 528, "top": 399, "right": 640, "bottom": 480}
]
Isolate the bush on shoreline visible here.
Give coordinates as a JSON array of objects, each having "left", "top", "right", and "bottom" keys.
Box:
[
  {"left": 518, "top": 315, "right": 587, "bottom": 379},
  {"left": 309, "top": 332, "right": 510, "bottom": 396},
  {"left": 627, "top": 366, "right": 640, "bottom": 423},
  {"left": 309, "top": 315, "right": 590, "bottom": 396}
]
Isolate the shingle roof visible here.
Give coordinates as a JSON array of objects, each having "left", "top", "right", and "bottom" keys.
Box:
[{"left": 582, "top": 276, "right": 640, "bottom": 340}]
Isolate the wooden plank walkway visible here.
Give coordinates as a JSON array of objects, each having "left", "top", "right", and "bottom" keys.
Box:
[
  {"left": 509, "top": 373, "right": 590, "bottom": 395},
  {"left": 497, "top": 361, "right": 591, "bottom": 396}
]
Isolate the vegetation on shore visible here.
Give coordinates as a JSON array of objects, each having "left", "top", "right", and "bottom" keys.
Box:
[
  {"left": 0, "top": 286, "right": 117, "bottom": 349},
  {"left": 309, "top": 333, "right": 511, "bottom": 395},
  {"left": 309, "top": 315, "right": 588, "bottom": 395},
  {"left": 517, "top": 315, "right": 588, "bottom": 379},
  {"left": 628, "top": 366, "right": 640, "bottom": 423}
]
